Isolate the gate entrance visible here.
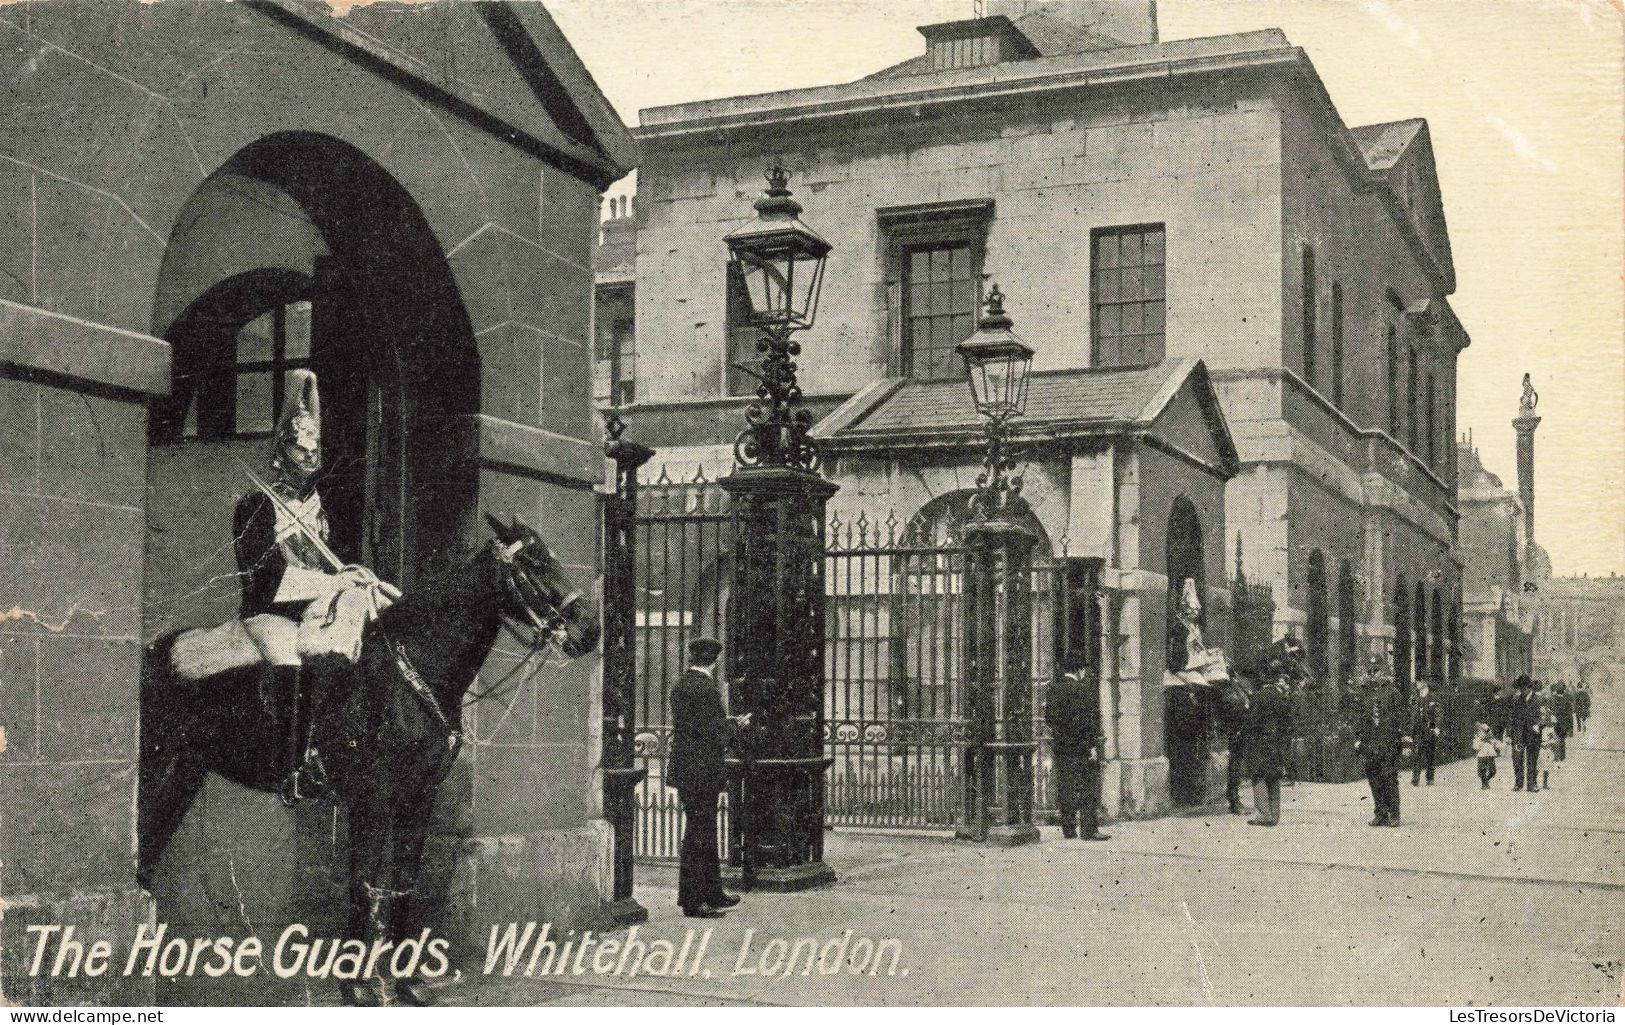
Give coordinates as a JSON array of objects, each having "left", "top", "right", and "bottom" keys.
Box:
[{"left": 623, "top": 470, "right": 1103, "bottom": 855}]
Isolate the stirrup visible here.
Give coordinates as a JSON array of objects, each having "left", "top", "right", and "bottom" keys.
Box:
[{"left": 278, "top": 750, "right": 330, "bottom": 807}]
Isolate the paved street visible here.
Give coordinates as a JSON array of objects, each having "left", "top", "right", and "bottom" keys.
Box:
[{"left": 450, "top": 701, "right": 1623, "bottom": 1006}]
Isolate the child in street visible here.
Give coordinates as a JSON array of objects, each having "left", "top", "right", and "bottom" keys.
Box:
[
  {"left": 1540, "top": 713, "right": 1561, "bottom": 791},
  {"left": 1474, "top": 722, "right": 1500, "bottom": 788}
]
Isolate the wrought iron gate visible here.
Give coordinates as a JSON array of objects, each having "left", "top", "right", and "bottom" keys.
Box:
[{"left": 625, "top": 476, "right": 1104, "bottom": 856}]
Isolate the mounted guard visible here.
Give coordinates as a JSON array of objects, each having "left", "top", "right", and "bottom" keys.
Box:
[{"left": 230, "top": 369, "right": 400, "bottom": 801}]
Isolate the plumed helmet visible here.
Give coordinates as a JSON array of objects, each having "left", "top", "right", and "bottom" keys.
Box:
[{"left": 270, "top": 369, "right": 321, "bottom": 471}]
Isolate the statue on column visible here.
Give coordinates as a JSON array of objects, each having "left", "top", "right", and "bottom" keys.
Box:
[{"left": 1519, "top": 373, "right": 1539, "bottom": 417}]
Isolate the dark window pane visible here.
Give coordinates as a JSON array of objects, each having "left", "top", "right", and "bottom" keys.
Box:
[
  {"left": 1098, "top": 305, "right": 1121, "bottom": 336},
  {"left": 1144, "top": 301, "right": 1165, "bottom": 333},
  {"left": 1145, "top": 264, "right": 1165, "bottom": 299},
  {"left": 1120, "top": 231, "right": 1143, "bottom": 267},
  {"left": 1096, "top": 234, "right": 1119, "bottom": 269},
  {"left": 930, "top": 248, "right": 951, "bottom": 279},
  {"left": 1121, "top": 266, "right": 1144, "bottom": 301},
  {"left": 237, "top": 312, "right": 275, "bottom": 365},
  {"left": 285, "top": 301, "right": 312, "bottom": 361},
  {"left": 950, "top": 279, "right": 976, "bottom": 311},
  {"left": 949, "top": 246, "right": 971, "bottom": 280},
  {"left": 1096, "top": 269, "right": 1120, "bottom": 303},
  {"left": 1144, "top": 230, "right": 1165, "bottom": 264}
]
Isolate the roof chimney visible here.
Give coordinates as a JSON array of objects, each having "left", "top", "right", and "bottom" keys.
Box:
[
  {"left": 985, "top": 0, "right": 1159, "bottom": 45},
  {"left": 917, "top": 14, "right": 1038, "bottom": 72}
]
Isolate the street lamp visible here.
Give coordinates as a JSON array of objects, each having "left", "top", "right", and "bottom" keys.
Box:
[
  {"left": 718, "top": 165, "right": 839, "bottom": 890},
  {"left": 724, "top": 167, "right": 831, "bottom": 472},
  {"left": 953, "top": 283, "right": 1040, "bottom": 847},
  {"left": 956, "top": 284, "right": 1035, "bottom": 521}
]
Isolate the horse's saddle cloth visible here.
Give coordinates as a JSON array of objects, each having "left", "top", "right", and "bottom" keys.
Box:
[{"left": 170, "top": 619, "right": 266, "bottom": 681}]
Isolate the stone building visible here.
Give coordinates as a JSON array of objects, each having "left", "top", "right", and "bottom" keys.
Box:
[
  {"left": 1530, "top": 576, "right": 1625, "bottom": 697},
  {"left": 1, "top": 0, "right": 631, "bottom": 1004},
  {"left": 1454, "top": 434, "right": 1536, "bottom": 682},
  {"left": 601, "top": 0, "right": 1468, "bottom": 815}
]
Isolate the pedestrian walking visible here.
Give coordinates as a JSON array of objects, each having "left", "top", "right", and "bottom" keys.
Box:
[
  {"left": 1508, "top": 674, "right": 1543, "bottom": 793},
  {"left": 1351, "top": 655, "right": 1404, "bottom": 826},
  {"left": 1550, "top": 682, "right": 1574, "bottom": 762},
  {"left": 1245, "top": 658, "right": 1292, "bottom": 826},
  {"left": 1409, "top": 679, "right": 1442, "bottom": 786},
  {"left": 1045, "top": 651, "right": 1110, "bottom": 841},
  {"left": 1539, "top": 714, "right": 1560, "bottom": 791},
  {"left": 668, "top": 636, "right": 749, "bottom": 917},
  {"left": 1473, "top": 722, "right": 1500, "bottom": 788},
  {"left": 1575, "top": 684, "right": 1591, "bottom": 733}
]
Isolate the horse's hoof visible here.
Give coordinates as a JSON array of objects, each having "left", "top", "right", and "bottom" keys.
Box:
[
  {"left": 395, "top": 977, "right": 437, "bottom": 1006},
  {"left": 338, "top": 978, "right": 386, "bottom": 1007}
]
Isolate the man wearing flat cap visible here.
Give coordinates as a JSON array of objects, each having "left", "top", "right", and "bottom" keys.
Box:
[{"left": 668, "top": 636, "right": 750, "bottom": 917}]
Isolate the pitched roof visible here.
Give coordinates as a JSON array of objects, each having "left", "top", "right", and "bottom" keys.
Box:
[
  {"left": 813, "top": 358, "right": 1237, "bottom": 475},
  {"left": 1350, "top": 118, "right": 1426, "bottom": 171},
  {"left": 865, "top": 9, "right": 1128, "bottom": 80}
]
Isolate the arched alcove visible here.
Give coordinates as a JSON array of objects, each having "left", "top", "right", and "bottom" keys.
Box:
[
  {"left": 141, "top": 131, "right": 480, "bottom": 961},
  {"left": 1163, "top": 495, "right": 1209, "bottom": 807},
  {"left": 1306, "top": 550, "right": 1329, "bottom": 685},
  {"left": 1394, "top": 575, "right": 1412, "bottom": 695},
  {"left": 1337, "top": 561, "right": 1358, "bottom": 689}
]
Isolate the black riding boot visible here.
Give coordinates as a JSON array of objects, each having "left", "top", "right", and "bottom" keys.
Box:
[{"left": 279, "top": 663, "right": 331, "bottom": 805}]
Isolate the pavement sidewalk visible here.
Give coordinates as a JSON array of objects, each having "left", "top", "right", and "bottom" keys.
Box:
[{"left": 438, "top": 709, "right": 1623, "bottom": 1006}]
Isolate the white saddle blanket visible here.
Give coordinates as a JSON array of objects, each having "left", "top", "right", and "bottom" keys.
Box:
[{"left": 169, "top": 590, "right": 371, "bottom": 681}]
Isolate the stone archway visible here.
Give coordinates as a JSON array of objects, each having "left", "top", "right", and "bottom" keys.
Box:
[
  {"left": 141, "top": 132, "right": 479, "bottom": 979},
  {"left": 1163, "top": 495, "right": 1209, "bottom": 807}
]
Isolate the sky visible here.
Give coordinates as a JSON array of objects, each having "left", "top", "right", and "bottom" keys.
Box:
[{"left": 542, "top": 0, "right": 1625, "bottom": 578}]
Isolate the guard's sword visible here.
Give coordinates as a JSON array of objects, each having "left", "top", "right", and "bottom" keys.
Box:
[
  {"left": 235, "top": 458, "right": 345, "bottom": 570},
  {"left": 234, "top": 459, "right": 398, "bottom": 617}
]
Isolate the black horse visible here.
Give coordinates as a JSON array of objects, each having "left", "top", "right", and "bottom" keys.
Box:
[{"left": 138, "top": 515, "right": 599, "bottom": 1005}]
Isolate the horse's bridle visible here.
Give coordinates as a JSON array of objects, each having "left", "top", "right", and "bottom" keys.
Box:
[{"left": 493, "top": 538, "right": 579, "bottom": 650}]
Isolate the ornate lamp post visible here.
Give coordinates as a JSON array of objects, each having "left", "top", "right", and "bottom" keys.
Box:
[
  {"left": 955, "top": 285, "right": 1040, "bottom": 845},
  {"left": 719, "top": 167, "right": 838, "bottom": 890}
]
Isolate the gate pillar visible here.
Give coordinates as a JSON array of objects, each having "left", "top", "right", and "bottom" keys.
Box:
[
  {"left": 958, "top": 516, "right": 1041, "bottom": 845},
  {"left": 602, "top": 415, "right": 652, "bottom": 924},
  {"left": 720, "top": 465, "right": 838, "bottom": 890}
]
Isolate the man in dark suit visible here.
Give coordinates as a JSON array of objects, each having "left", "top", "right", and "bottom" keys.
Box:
[
  {"left": 1408, "top": 680, "right": 1442, "bottom": 786},
  {"left": 1352, "top": 655, "right": 1404, "bottom": 826},
  {"left": 1550, "top": 682, "right": 1574, "bottom": 761},
  {"left": 668, "top": 637, "right": 749, "bottom": 917},
  {"left": 1045, "top": 652, "right": 1109, "bottom": 841},
  {"left": 1245, "top": 658, "right": 1292, "bottom": 826},
  {"left": 1575, "top": 684, "right": 1591, "bottom": 733},
  {"left": 1509, "top": 675, "right": 1543, "bottom": 792}
]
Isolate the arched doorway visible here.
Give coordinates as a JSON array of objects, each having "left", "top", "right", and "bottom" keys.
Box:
[
  {"left": 141, "top": 132, "right": 479, "bottom": 954},
  {"left": 1306, "top": 550, "right": 1329, "bottom": 688},
  {"left": 1394, "top": 575, "right": 1412, "bottom": 696},
  {"left": 1163, "top": 496, "right": 1210, "bottom": 806},
  {"left": 1414, "top": 580, "right": 1429, "bottom": 687},
  {"left": 1337, "top": 561, "right": 1358, "bottom": 691}
]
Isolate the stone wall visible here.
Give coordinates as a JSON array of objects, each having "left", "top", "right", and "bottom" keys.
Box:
[
  {"left": 2, "top": 1, "right": 626, "bottom": 1000},
  {"left": 634, "top": 72, "right": 1283, "bottom": 404},
  {"left": 1, "top": 301, "right": 170, "bottom": 1005}
]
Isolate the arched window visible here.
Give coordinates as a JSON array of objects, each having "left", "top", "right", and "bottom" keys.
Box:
[
  {"left": 1165, "top": 496, "right": 1206, "bottom": 672},
  {"left": 1306, "top": 550, "right": 1328, "bottom": 685},
  {"left": 1431, "top": 589, "right": 1445, "bottom": 681},
  {"left": 1393, "top": 575, "right": 1411, "bottom": 694},
  {"left": 1414, "top": 580, "right": 1429, "bottom": 685},
  {"left": 1337, "top": 561, "right": 1358, "bottom": 688}
]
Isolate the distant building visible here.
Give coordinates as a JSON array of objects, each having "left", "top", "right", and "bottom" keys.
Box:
[
  {"left": 1454, "top": 433, "right": 1536, "bottom": 681},
  {"left": 1531, "top": 576, "right": 1625, "bottom": 696},
  {"left": 602, "top": 0, "right": 1467, "bottom": 815}
]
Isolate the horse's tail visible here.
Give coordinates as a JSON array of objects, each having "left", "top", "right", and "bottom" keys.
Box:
[{"left": 138, "top": 629, "right": 206, "bottom": 888}]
